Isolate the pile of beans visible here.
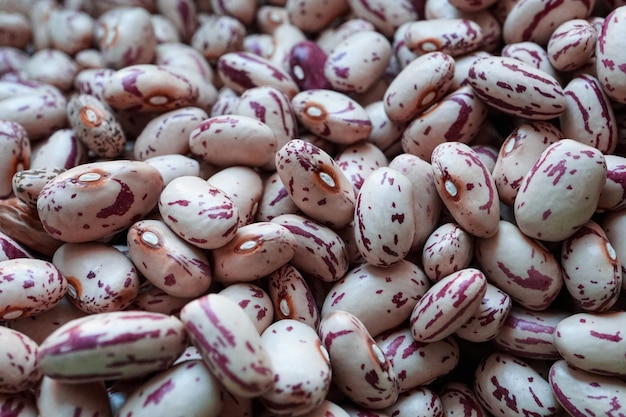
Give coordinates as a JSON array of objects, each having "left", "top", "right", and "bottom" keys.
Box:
[{"left": 1, "top": 0, "right": 626, "bottom": 415}]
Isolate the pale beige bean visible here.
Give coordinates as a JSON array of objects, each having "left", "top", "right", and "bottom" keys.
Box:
[
  {"left": 439, "top": 382, "right": 487, "bottom": 417},
  {"left": 29, "top": 128, "right": 87, "bottom": 170},
  {"left": 452, "top": 51, "right": 491, "bottom": 89},
  {"left": 74, "top": 49, "right": 104, "bottom": 69},
  {"left": 74, "top": 68, "right": 114, "bottom": 102},
  {"left": 404, "top": 18, "right": 483, "bottom": 57},
  {"left": 0, "top": 120, "right": 29, "bottom": 199},
  {"left": 255, "top": 171, "right": 299, "bottom": 222},
  {"left": 191, "top": 16, "right": 246, "bottom": 64},
  {"left": 598, "top": 155, "right": 626, "bottom": 211},
  {"left": 286, "top": 0, "right": 348, "bottom": 33},
  {"left": 348, "top": 0, "right": 419, "bottom": 37},
  {"left": 0, "top": 326, "right": 41, "bottom": 393},
  {"left": 596, "top": 6, "right": 626, "bottom": 104},
  {"left": 317, "top": 18, "right": 375, "bottom": 54},
  {"left": 219, "top": 283, "right": 274, "bottom": 334},
  {"left": 0, "top": 391, "right": 38, "bottom": 417},
  {"left": 48, "top": 9, "right": 94, "bottom": 55},
  {"left": 335, "top": 141, "right": 388, "bottom": 191},
  {"left": 501, "top": 41, "right": 560, "bottom": 82},
  {"left": 29, "top": 0, "right": 57, "bottom": 50},
  {"left": 208, "top": 166, "right": 263, "bottom": 227},
  {"left": 364, "top": 101, "right": 405, "bottom": 157},
  {"left": 268, "top": 264, "right": 319, "bottom": 329},
  {"left": 422, "top": 223, "right": 474, "bottom": 282},
  {"left": 155, "top": 42, "right": 215, "bottom": 84},
  {"left": 382, "top": 386, "right": 443, "bottom": 417},
  {"left": 156, "top": 0, "right": 197, "bottom": 42},
  {"left": 143, "top": 154, "right": 200, "bottom": 185},
  {"left": 455, "top": 283, "right": 511, "bottom": 343},
  {"left": 256, "top": 5, "right": 289, "bottom": 34},
  {"left": 36, "top": 377, "right": 112, "bottom": 417},
  {"left": 547, "top": 19, "right": 597, "bottom": 72}
]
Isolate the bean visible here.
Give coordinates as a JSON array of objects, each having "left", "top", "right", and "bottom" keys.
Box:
[
  {"left": 0, "top": 11, "right": 31, "bottom": 49},
  {"left": 191, "top": 16, "right": 246, "bottom": 64},
  {"left": 0, "top": 326, "right": 41, "bottom": 393},
  {"left": 348, "top": 0, "right": 420, "bottom": 37},
  {"left": 36, "top": 377, "right": 112, "bottom": 417},
  {"left": 29, "top": 128, "right": 87, "bottom": 170},
  {"left": 0, "top": 391, "right": 38, "bottom": 417},
  {"left": 288, "top": 40, "right": 331, "bottom": 91},
  {"left": 382, "top": 386, "right": 442, "bottom": 417},
  {"left": 547, "top": 19, "right": 597, "bottom": 72},
  {"left": 219, "top": 283, "right": 274, "bottom": 334},
  {"left": 501, "top": 41, "right": 561, "bottom": 82},
  {"left": 286, "top": 0, "right": 348, "bottom": 33},
  {"left": 404, "top": 18, "right": 483, "bottom": 57},
  {"left": 0, "top": 230, "right": 33, "bottom": 261},
  {"left": 439, "top": 382, "right": 487, "bottom": 417},
  {"left": 0, "top": 120, "right": 30, "bottom": 199},
  {"left": 48, "top": 9, "right": 94, "bottom": 56},
  {"left": 422, "top": 222, "right": 475, "bottom": 282},
  {"left": 596, "top": 6, "right": 626, "bottom": 104},
  {"left": 455, "top": 283, "right": 511, "bottom": 343}
]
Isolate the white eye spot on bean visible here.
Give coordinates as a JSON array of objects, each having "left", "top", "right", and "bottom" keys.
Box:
[
  {"left": 318, "top": 171, "right": 336, "bottom": 188},
  {"left": 292, "top": 65, "right": 305, "bottom": 80},
  {"left": 3, "top": 309, "right": 23, "bottom": 320},
  {"left": 67, "top": 284, "right": 78, "bottom": 299},
  {"left": 371, "top": 343, "right": 386, "bottom": 365},
  {"left": 420, "top": 42, "right": 438, "bottom": 52},
  {"left": 239, "top": 239, "right": 258, "bottom": 251},
  {"left": 270, "top": 11, "right": 283, "bottom": 23},
  {"left": 420, "top": 90, "right": 437, "bottom": 106},
  {"left": 503, "top": 137, "right": 517, "bottom": 154},
  {"left": 444, "top": 179, "right": 458, "bottom": 197},
  {"left": 83, "top": 108, "right": 100, "bottom": 124},
  {"left": 606, "top": 242, "right": 617, "bottom": 261},
  {"left": 306, "top": 105, "right": 324, "bottom": 119},
  {"left": 78, "top": 172, "right": 102, "bottom": 182},
  {"left": 279, "top": 299, "right": 290, "bottom": 316},
  {"left": 141, "top": 231, "right": 160, "bottom": 247},
  {"left": 148, "top": 96, "right": 169, "bottom": 105}
]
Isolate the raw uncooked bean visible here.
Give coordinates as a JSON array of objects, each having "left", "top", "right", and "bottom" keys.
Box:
[
  {"left": 211, "top": 221, "right": 297, "bottom": 284},
  {"left": 431, "top": 142, "right": 499, "bottom": 238},
  {"left": 455, "top": 283, "right": 511, "bottom": 343},
  {"left": 561, "top": 220, "right": 621, "bottom": 312},
  {"left": 364, "top": 101, "right": 405, "bottom": 157},
  {"left": 268, "top": 264, "right": 319, "bottom": 329},
  {"left": 103, "top": 64, "right": 199, "bottom": 113},
  {"left": 218, "top": 283, "right": 273, "bottom": 334},
  {"left": 271, "top": 213, "right": 349, "bottom": 282},
  {"left": 256, "top": 5, "right": 289, "bottom": 34},
  {"left": 319, "top": 310, "right": 399, "bottom": 409},
  {"left": 0, "top": 258, "right": 67, "bottom": 320},
  {"left": 52, "top": 242, "right": 139, "bottom": 313},
  {"left": 421, "top": 223, "right": 475, "bottom": 282},
  {"left": 67, "top": 94, "right": 126, "bottom": 158},
  {"left": 317, "top": 18, "right": 375, "bottom": 54},
  {"left": 0, "top": 11, "right": 31, "bottom": 48},
  {"left": 467, "top": 56, "right": 566, "bottom": 120},
  {"left": 0, "top": 46, "right": 29, "bottom": 75},
  {"left": 217, "top": 389, "right": 254, "bottom": 417},
  {"left": 129, "top": 284, "right": 194, "bottom": 316},
  {"left": 383, "top": 51, "right": 455, "bottom": 123},
  {"left": 260, "top": 319, "right": 331, "bottom": 415},
  {"left": 94, "top": 7, "right": 156, "bottom": 69},
  {"left": 274, "top": 139, "right": 356, "bottom": 229},
  {"left": 342, "top": 404, "right": 389, "bottom": 417},
  {"left": 210, "top": 0, "right": 256, "bottom": 25},
  {"left": 449, "top": 0, "right": 498, "bottom": 12},
  {"left": 158, "top": 175, "right": 239, "bottom": 249},
  {"left": 452, "top": 51, "right": 491, "bottom": 89},
  {"left": 598, "top": 154, "right": 626, "bottom": 211},
  {"left": 12, "top": 167, "right": 64, "bottom": 209},
  {"left": 323, "top": 260, "right": 429, "bottom": 337},
  {"left": 23, "top": 49, "right": 77, "bottom": 92},
  {"left": 36, "top": 377, "right": 112, "bottom": 417},
  {"left": 243, "top": 33, "right": 275, "bottom": 59},
  {"left": 29, "top": 128, "right": 87, "bottom": 170},
  {"left": 388, "top": 153, "right": 442, "bottom": 251},
  {"left": 143, "top": 154, "right": 200, "bottom": 186},
  {"left": 514, "top": 139, "right": 607, "bottom": 242},
  {"left": 0, "top": 231, "right": 32, "bottom": 261},
  {"left": 288, "top": 40, "right": 331, "bottom": 91},
  {"left": 127, "top": 219, "right": 211, "bottom": 298},
  {"left": 474, "top": 352, "right": 562, "bottom": 417},
  {"left": 155, "top": 42, "right": 215, "bottom": 84},
  {"left": 335, "top": 142, "right": 388, "bottom": 191},
  {"left": 549, "top": 359, "right": 626, "bottom": 417},
  {"left": 401, "top": 85, "right": 488, "bottom": 162},
  {"left": 0, "top": 326, "right": 41, "bottom": 393},
  {"left": 37, "top": 160, "right": 164, "bottom": 243},
  {"left": 439, "top": 382, "right": 487, "bottom": 417},
  {"left": 560, "top": 74, "right": 617, "bottom": 154},
  {"left": 475, "top": 220, "right": 563, "bottom": 311},
  {"left": 382, "top": 386, "right": 442, "bottom": 417},
  {"left": 151, "top": 15, "right": 181, "bottom": 43},
  {"left": 255, "top": 171, "right": 299, "bottom": 222},
  {"left": 602, "top": 210, "right": 626, "bottom": 291},
  {"left": 210, "top": 87, "right": 241, "bottom": 117},
  {"left": 0, "top": 391, "right": 38, "bottom": 417},
  {"left": 291, "top": 89, "right": 372, "bottom": 145},
  {"left": 410, "top": 268, "right": 486, "bottom": 343},
  {"left": 28, "top": 0, "right": 57, "bottom": 50},
  {"left": 547, "top": 19, "right": 597, "bottom": 72},
  {"left": 392, "top": 22, "right": 419, "bottom": 69},
  {"left": 218, "top": 51, "right": 299, "bottom": 98},
  {"left": 404, "top": 19, "right": 483, "bottom": 57},
  {"left": 268, "top": 24, "right": 307, "bottom": 73},
  {"left": 501, "top": 41, "right": 560, "bottom": 82},
  {"left": 74, "top": 49, "right": 105, "bottom": 70},
  {"left": 208, "top": 167, "right": 261, "bottom": 225},
  {"left": 502, "top": 0, "right": 594, "bottom": 45},
  {"left": 37, "top": 311, "right": 187, "bottom": 382},
  {"left": 189, "top": 115, "right": 277, "bottom": 168},
  {"left": 48, "top": 9, "right": 94, "bottom": 55},
  {"left": 74, "top": 68, "right": 114, "bottom": 101},
  {"left": 493, "top": 305, "right": 569, "bottom": 360},
  {"left": 155, "top": 0, "right": 197, "bottom": 42},
  {"left": 354, "top": 167, "right": 415, "bottom": 266},
  {"left": 555, "top": 311, "right": 626, "bottom": 377},
  {"left": 286, "top": 0, "right": 348, "bottom": 33},
  {"left": 191, "top": 16, "right": 246, "bottom": 64},
  {"left": 348, "top": 0, "right": 419, "bottom": 37},
  {"left": 0, "top": 120, "right": 29, "bottom": 198},
  {"left": 376, "top": 327, "right": 459, "bottom": 391},
  {"left": 491, "top": 122, "right": 563, "bottom": 207},
  {"left": 596, "top": 6, "right": 626, "bottom": 104}
]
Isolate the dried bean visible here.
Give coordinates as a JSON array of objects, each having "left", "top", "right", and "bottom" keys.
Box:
[
  {"left": 36, "top": 377, "right": 112, "bottom": 417},
  {"left": 0, "top": 120, "right": 29, "bottom": 199},
  {"left": 422, "top": 222, "right": 475, "bottom": 282},
  {"left": 219, "top": 283, "right": 274, "bottom": 334},
  {"left": 547, "top": 19, "right": 597, "bottom": 72},
  {"left": 455, "top": 283, "right": 511, "bottom": 343},
  {"left": 596, "top": 6, "right": 626, "bottom": 104},
  {"left": 208, "top": 166, "right": 263, "bottom": 227},
  {"left": 348, "top": 0, "right": 420, "bottom": 37},
  {"left": 191, "top": 16, "right": 246, "bottom": 64},
  {"left": 404, "top": 18, "right": 483, "bottom": 57},
  {"left": 29, "top": 128, "right": 87, "bottom": 170},
  {"left": 0, "top": 326, "right": 41, "bottom": 393},
  {"left": 268, "top": 264, "right": 319, "bottom": 328},
  {"left": 286, "top": 0, "right": 348, "bottom": 33}
]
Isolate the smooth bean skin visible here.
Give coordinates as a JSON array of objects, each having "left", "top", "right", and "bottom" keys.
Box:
[
  {"left": 269, "top": 264, "right": 319, "bottom": 329},
  {"left": 439, "top": 382, "right": 487, "bottom": 417},
  {"left": 208, "top": 166, "right": 263, "bottom": 227},
  {"left": 421, "top": 222, "right": 474, "bottom": 282},
  {"left": 596, "top": 6, "right": 626, "bottom": 104},
  {"left": 547, "top": 19, "right": 597, "bottom": 72},
  {"left": 0, "top": 230, "right": 32, "bottom": 261},
  {"left": 143, "top": 154, "right": 200, "bottom": 186},
  {"left": 455, "top": 283, "right": 511, "bottom": 343},
  {"left": 12, "top": 167, "right": 64, "bottom": 209},
  {"left": 0, "top": 391, "right": 38, "bottom": 417},
  {"left": 36, "top": 377, "right": 112, "bottom": 417},
  {"left": 382, "top": 386, "right": 443, "bottom": 417},
  {"left": 0, "top": 326, "right": 41, "bottom": 394},
  {"left": 0, "top": 120, "right": 30, "bottom": 199},
  {"left": 218, "top": 283, "right": 274, "bottom": 334}
]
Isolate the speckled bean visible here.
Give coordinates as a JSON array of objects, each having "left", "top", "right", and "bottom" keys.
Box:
[
  {"left": 36, "top": 377, "right": 112, "bottom": 417},
  {"left": 404, "top": 18, "right": 483, "bottom": 57},
  {"left": 255, "top": 171, "right": 299, "bottom": 222},
  {"left": 596, "top": 6, "right": 626, "bottom": 104},
  {"left": 598, "top": 154, "right": 626, "bottom": 211},
  {"left": 74, "top": 68, "right": 114, "bottom": 102},
  {"left": 382, "top": 386, "right": 442, "bottom": 417},
  {"left": 364, "top": 101, "right": 405, "bottom": 157},
  {"left": 0, "top": 391, "right": 38, "bottom": 417},
  {"left": 348, "top": 0, "right": 419, "bottom": 37},
  {"left": 37, "top": 311, "right": 187, "bottom": 382},
  {"left": 439, "top": 382, "right": 487, "bottom": 417},
  {"left": 219, "top": 283, "right": 273, "bottom": 334},
  {"left": 286, "top": 0, "right": 348, "bottom": 33},
  {"left": 210, "top": 0, "right": 256, "bottom": 25},
  {"left": 547, "top": 19, "right": 597, "bottom": 72},
  {"left": 11, "top": 167, "right": 64, "bottom": 209},
  {"left": 48, "top": 9, "right": 94, "bottom": 55},
  {"left": 501, "top": 41, "right": 560, "bottom": 82},
  {"left": 287, "top": 40, "right": 330, "bottom": 91},
  {"left": 191, "top": 16, "right": 245, "bottom": 64},
  {"left": 143, "top": 154, "right": 200, "bottom": 186},
  {"left": 455, "top": 283, "right": 511, "bottom": 343},
  {"left": 335, "top": 142, "right": 388, "bottom": 191},
  {"left": 0, "top": 231, "right": 32, "bottom": 261},
  {"left": 29, "top": 128, "right": 87, "bottom": 170},
  {"left": 129, "top": 284, "right": 194, "bottom": 316},
  {"left": 0, "top": 326, "right": 41, "bottom": 393},
  {"left": 151, "top": 15, "right": 181, "bottom": 43},
  {"left": 268, "top": 264, "right": 319, "bottom": 329},
  {"left": 0, "top": 120, "right": 29, "bottom": 199},
  {"left": 422, "top": 222, "right": 474, "bottom": 282}
]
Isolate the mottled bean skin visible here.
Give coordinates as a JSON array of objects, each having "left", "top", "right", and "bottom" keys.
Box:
[
  {"left": 0, "top": 120, "right": 30, "bottom": 199},
  {"left": 36, "top": 377, "right": 112, "bottom": 417},
  {"left": 422, "top": 223, "right": 474, "bottom": 282},
  {"left": 596, "top": 6, "right": 626, "bottom": 104},
  {"left": 269, "top": 264, "right": 319, "bottom": 329},
  {"left": 218, "top": 283, "right": 273, "bottom": 334},
  {"left": 0, "top": 326, "right": 41, "bottom": 394}
]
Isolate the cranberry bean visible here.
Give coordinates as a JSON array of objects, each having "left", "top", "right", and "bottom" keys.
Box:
[
  {"left": 268, "top": 264, "right": 319, "bottom": 329},
  {"left": 150, "top": 14, "right": 181, "bottom": 43},
  {"left": 286, "top": 0, "right": 348, "bottom": 33},
  {"left": 288, "top": 40, "right": 331, "bottom": 91},
  {"left": 0, "top": 231, "right": 33, "bottom": 261},
  {"left": 455, "top": 282, "right": 511, "bottom": 343},
  {"left": 547, "top": 19, "right": 597, "bottom": 72},
  {"left": 422, "top": 222, "right": 475, "bottom": 282},
  {"left": 218, "top": 283, "right": 273, "bottom": 334},
  {"left": 364, "top": 101, "right": 405, "bottom": 157},
  {"left": 268, "top": 24, "right": 307, "bottom": 72},
  {"left": 348, "top": 0, "right": 420, "bottom": 37},
  {"left": 598, "top": 154, "right": 626, "bottom": 211},
  {"left": 255, "top": 171, "right": 300, "bottom": 222},
  {"left": 12, "top": 167, "right": 64, "bottom": 209},
  {"left": 452, "top": 51, "right": 491, "bottom": 89},
  {"left": 29, "top": 128, "right": 88, "bottom": 170},
  {"left": 0, "top": 120, "right": 29, "bottom": 199},
  {"left": 596, "top": 6, "right": 626, "bottom": 104},
  {"left": 0, "top": 46, "right": 29, "bottom": 76},
  {"left": 28, "top": 0, "right": 57, "bottom": 50},
  {"left": 155, "top": 0, "right": 197, "bottom": 42},
  {"left": 155, "top": 42, "right": 214, "bottom": 84},
  {"left": 243, "top": 33, "right": 275, "bottom": 59},
  {"left": 501, "top": 41, "right": 560, "bottom": 82},
  {"left": 191, "top": 16, "right": 246, "bottom": 64},
  {"left": 0, "top": 327, "right": 41, "bottom": 393},
  {"left": 48, "top": 9, "right": 94, "bottom": 55},
  {"left": 208, "top": 166, "right": 263, "bottom": 227},
  {"left": 392, "top": 22, "right": 419, "bottom": 69},
  {"left": 36, "top": 377, "right": 112, "bottom": 417},
  {"left": 382, "top": 386, "right": 442, "bottom": 417},
  {"left": 335, "top": 142, "right": 388, "bottom": 191},
  {"left": 129, "top": 284, "right": 194, "bottom": 316},
  {"left": 317, "top": 18, "right": 375, "bottom": 54},
  {"left": 405, "top": 18, "right": 483, "bottom": 57},
  {"left": 210, "top": 0, "right": 256, "bottom": 26},
  {"left": 0, "top": 391, "right": 38, "bottom": 417},
  {"left": 74, "top": 68, "right": 114, "bottom": 101},
  {"left": 439, "top": 382, "right": 487, "bottom": 417}
]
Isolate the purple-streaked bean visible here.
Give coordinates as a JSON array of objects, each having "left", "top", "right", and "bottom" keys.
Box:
[
  {"left": 492, "top": 122, "right": 563, "bottom": 207},
  {"left": 560, "top": 73, "right": 617, "bottom": 154},
  {"left": 218, "top": 51, "right": 299, "bottom": 98},
  {"left": 0, "top": 258, "right": 67, "bottom": 320},
  {"left": 431, "top": 142, "right": 499, "bottom": 238},
  {"left": 354, "top": 167, "right": 415, "bottom": 266},
  {"left": 151, "top": 14, "right": 181, "bottom": 43},
  {"left": 168, "top": 68, "right": 218, "bottom": 114},
  {"left": 449, "top": 0, "right": 498, "bottom": 12},
  {"left": 549, "top": 359, "right": 626, "bottom": 417},
  {"left": 547, "top": 19, "right": 597, "bottom": 72},
  {"left": 471, "top": 144, "right": 498, "bottom": 173},
  {"left": 211, "top": 221, "right": 296, "bottom": 284},
  {"left": 335, "top": 141, "right": 388, "bottom": 191},
  {"left": 48, "top": 9, "right": 94, "bottom": 55},
  {"left": 291, "top": 89, "right": 372, "bottom": 145},
  {"left": 596, "top": 6, "right": 626, "bottom": 104},
  {"left": 255, "top": 171, "right": 300, "bottom": 222},
  {"left": 0, "top": 46, "right": 29, "bottom": 76},
  {"left": 501, "top": 41, "right": 560, "bottom": 82},
  {"left": 454, "top": 282, "right": 510, "bottom": 343},
  {"left": 554, "top": 311, "right": 626, "bottom": 377},
  {"left": 384, "top": 51, "right": 454, "bottom": 123},
  {"left": 467, "top": 56, "right": 566, "bottom": 120},
  {"left": 158, "top": 175, "right": 239, "bottom": 250},
  {"left": 274, "top": 139, "right": 356, "bottom": 228},
  {"left": 156, "top": 0, "right": 197, "bottom": 42},
  {"left": 402, "top": 85, "right": 488, "bottom": 162},
  {"left": 405, "top": 18, "right": 483, "bottom": 57},
  {"left": 0, "top": 327, "right": 40, "bottom": 393},
  {"left": 260, "top": 319, "right": 331, "bottom": 415},
  {"left": 392, "top": 22, "right": 419, "bottom": 69},
  {"left": 286, "top": 0, "right": 348, "bottom": 33},
  {"left": 324, "top": 31, "right": 392, "bottom": 94},
  {"left": 243, "top": 33, "right": 275, "bottom": 59},
  {"left": 0, "top": 391, "right": 38, "bottom": 417},
  {"left": 288, "top": 40, "right": 330, "bottom": 91},
  {"left": 210, "top": 87, "right": 241, "bottom": 117},
  {"left": 317, "top": 18, "right": 375, "bottom": 54},
  {"left": 502, "top": 0, "right": 594, "bottom": 45},
  {"left": 37, "top": 160, "right": 164, "bottom": 243},
  {"left": 155, "top": 42, "right": 214, "bottom": 84},
  {"left": 0, "top": 230, "right": 33, "bottom": 261},
  {"left": 602, "top": 210, "right": 626, "bottom": 291},
  {"left": 268, "top": 24, "right": 307, "bottom": 73},
  {"left": 127, "top": 219, "right": 212, "bottom": 298},
  {"left": 410, "top": 268, "right": 486, "bottom": 343},
  {"left": 37, "top": 311, "right": 187, "bottom": 382},
  {"left": 319, "top": 310, "right": 398, "bottom": 409},
  {"left": 74, "top": 49, "right": 105, "bottom": 70},
  {"left": 493, "top": 304, "right": 569, "bottom": 360},
  {"left": 475, "top": 220, "right": 563, "bottom": 310},
  {"left": 598, "top": 154, "right": 626, "bottom": 211},
  {"left": 52, "top": 242, "right": 139, "bottom": 313},
  {"left": 377, "top": 327, "right": 459, "bottom": 391},
  {"left": 268, "top": 264, "right": 319, "bottom": 329},
  {"left": 451, "top": 51, "right": 492, "bottom": 89},
  {"left": 256, "top": 5, "right": 289, "bottom": 34},
  {"left": 74, "top": 68, "right": 114, "bottom": 101},
  {"left": 348, "top": 0, "right": 419, "bottom": 37},
  {"left": 67, "top": 93, "right": 126, "bottom": 158},
  {"left": 439, "top": 382, "right": 488, "bottom": 417},
  {"left": 29, "top": 128, "right": 87, "bottom": 170},
  {"left": 36, "top": 377, "right": 112, "bottom": 417},
  {"left": 561, "top": 220, "right": 621, "bottom": 312},
  {"left": 422, "top": 222, "right": 475, "bottom": 282},
  {"left": 208, "top": 166, "right": 263, "bottom": 227},
  {"left": 271, "top": 213, "right": 349, "bottom": 282},
  {"left": 381, "top": 386, "right": 442, "bottom": 417},
  {"left": 189, "top": 115, "right": 277, "bottom": 168},
  {"left": 0, "top": 120, "right": 29, "bottom": 199},
  {"left": 0, "top": 11, "right": 31, "bottom": 48},
  {"left": 129, "top": 284, "right": 195, "bottom": 316},
  {"left": 218, "top": 283, "right": 273, "bottom": 334},
  {"left": 134, "top": 107, "right": 207, "bottom": 160},
  {"left": 210, "top": 0, "right": 256, "bottom": 25},
  {"left": 514, "top": 139, "right": 607, "bottom": 242},
  {"left": 94, "top": 7, "right": 156, "bottom": 69},
  {"left": 191, "top": 16, "right": 246, "bottom": 64},
  {"left": 323, "top": 260, "right": 428, "bottom": 337},
  {"left": 217, "top": 389, "right": 253, "bottom": 417},
  {"left": 180, "top": 293, "right": 273, "bottom": 398},
  {"left": 103, "top": 64, "right": 199, "bottom": 113},
  {"left": 364, "top": 100, "right": 405, "bottom": 157},
  {"left": 474, "top": 352, "right": 561, "bottom": 417}
]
